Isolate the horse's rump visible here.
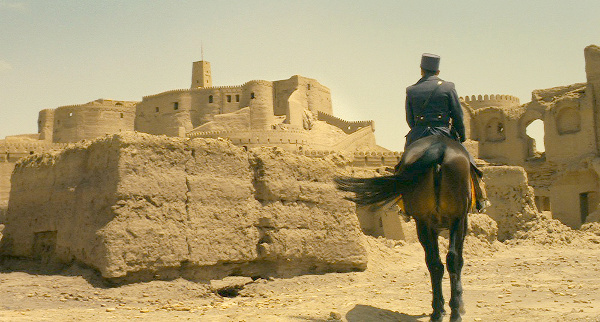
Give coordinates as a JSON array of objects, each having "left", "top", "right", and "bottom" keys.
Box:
[{"left": 335, "top": 135, "right": 471, "bottom": 228}]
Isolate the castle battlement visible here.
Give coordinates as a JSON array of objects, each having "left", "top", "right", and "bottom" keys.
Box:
[
  {"left": 461, "top": 94, "right": 520, "bottom": 109},
  {"left": 188, "top": 128, "right": 310, "bottom": 139},
  {"left": 0, "top": 141, "right": 67, "bottom": 162},
  {"left": 298, "top": 149, "right": 401, "bottom": 167},
  {"left": 56, "top": 99, "right": 138, "bottom": 109},
  {"left": 142, "top": 80, "right": 275, "bottom": 100},
  {"left": 317, "top": 111, "right": 374, "bottom": 134}
]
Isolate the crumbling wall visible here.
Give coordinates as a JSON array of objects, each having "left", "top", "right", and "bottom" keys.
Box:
[
  {"left": 483, "top": 166, "right": 539, "bottom": 240},
  {"left": 0, "top": 162, "right": 15, "bottom": 217},
  {"left": 0, "top": 133, "right": 367, "bottom": 282}
]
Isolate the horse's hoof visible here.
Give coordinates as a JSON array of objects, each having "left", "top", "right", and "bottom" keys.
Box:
[
  {"left": 430, "top": 311, "right": 446, "bottom": 322},
  {"left": 450, "top": 311, "right": 462, "bottom": 322}
]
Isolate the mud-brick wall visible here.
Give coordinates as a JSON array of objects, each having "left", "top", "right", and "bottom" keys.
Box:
[
  {"left": 483, "top": 166, "right": 539, "bottom": 240},
  {"left": 0, "top": 162, "right": 16, "bottom": 222},
  {"left": 1, "top": 133, "right": 366, "bottom": 282},
  {"left": 1, "top": 141, "right": 122, "bottom": 264},
  {"left": 135, "top": 91, "right": 193, "bottom": 137}
]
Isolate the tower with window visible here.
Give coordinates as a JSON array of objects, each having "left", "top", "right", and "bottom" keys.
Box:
[{"left": 191, "top": 60, "right": 212, "bottom": 88}]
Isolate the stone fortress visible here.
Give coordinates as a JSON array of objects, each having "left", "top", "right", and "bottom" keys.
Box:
[
  {"left": 0, "top": 59, "right": 399, "bottom": 221},
  {"left": 2, "top": 44, "right": 600, "bottom": 235}
]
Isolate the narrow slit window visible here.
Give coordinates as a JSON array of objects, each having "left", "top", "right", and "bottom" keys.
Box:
[
  {"left": 227, "top": 95, "right": 231, "bottom": 103},
  {"left": 251, "top": 92, "right": 255, "bottom": 99},
  {"left": 120, "top": 113, "right": 124, "bottom": 118},
  {"left": 209, "top": 95, "right": 213, "bottom": 103},
  {"left": 174, "top": 102, "right": 179, "bottom": 110},
  {"left": 156, "top": 107, "right": 159, "bottom": 112},
  {"left": 235, "top": 95, "right": 240, "bottom": 102}
]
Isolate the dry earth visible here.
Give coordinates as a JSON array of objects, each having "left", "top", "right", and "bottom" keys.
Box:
[{"left": 2, "top": 221, "right": 600, "bottom": 322}]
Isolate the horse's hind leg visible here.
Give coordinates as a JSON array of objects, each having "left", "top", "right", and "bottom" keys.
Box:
[
  {"left": 416, "top": 219, "right": 445, "bottom": 322},
  {"left": 447, "top": 216, "right": 467, "bottom": 322}
]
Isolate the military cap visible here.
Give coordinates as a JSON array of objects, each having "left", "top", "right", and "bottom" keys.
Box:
[{"left": 420, "top": 53, "right": 440, "bottom": 72}]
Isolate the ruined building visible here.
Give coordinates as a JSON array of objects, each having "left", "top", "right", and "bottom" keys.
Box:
[
  {"left": 462, "top": 45, "right": 600, "bottom": 228},
  {"left": 2, "top": 45, "right": 600, "bottom": 231}
]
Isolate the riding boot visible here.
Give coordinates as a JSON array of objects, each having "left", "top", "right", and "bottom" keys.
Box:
[{"left": 471, "top": 166, "right": 490, "bottom": 213}]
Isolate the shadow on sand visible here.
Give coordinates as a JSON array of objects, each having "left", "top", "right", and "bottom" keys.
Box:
[
  {"left": 346, "top": 304, "right": 428, "bottom": 322},
  {"left": 0, "top": 256, "right": 110, "bottom": 288}
]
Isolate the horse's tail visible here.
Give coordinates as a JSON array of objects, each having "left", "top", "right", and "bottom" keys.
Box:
[{"left": 335, "top": 140, "right": 446, "bottom": 205}]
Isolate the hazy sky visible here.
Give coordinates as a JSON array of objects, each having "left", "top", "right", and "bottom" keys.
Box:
[{"left": 1, "top": 1, "right": 599, "bottom": 151}]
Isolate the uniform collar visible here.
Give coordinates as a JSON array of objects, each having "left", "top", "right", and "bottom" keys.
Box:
[{"left": 415, "top": 75, "right": 440, "bottom": 85}]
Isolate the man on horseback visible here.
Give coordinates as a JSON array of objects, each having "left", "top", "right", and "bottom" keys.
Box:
[{"left": 402, "top": 53, "right": 489, "bottom": 212}]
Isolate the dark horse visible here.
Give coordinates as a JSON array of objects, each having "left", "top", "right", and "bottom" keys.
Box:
[{"left": 335, "top": 135, "right": 473, "bottom": 322}]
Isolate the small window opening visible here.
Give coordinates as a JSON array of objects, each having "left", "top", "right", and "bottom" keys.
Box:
[
  {"left": 174, "top": 102, "right": 179, "bottom": 110},
  {"left": 68, "top": 112, "right": 73, "bottom": 117},
  {"left": 120, "top": 113, "right": 124, "bottom": 118},
  {"left": 251, "top": 92, "right": 255, "bottom": 99},
  {"left": 526, "top": 119, "right": 545, "bottom": 153},
  {"left": 155, "top": 107, "right": 160, "bottom": 113},
  {"left": 235, "top": 94, "right": 240, "bottom": 102},
  {"left": 307, "top": 84, "right": 311, "bottom": 90},
  {"left": 227, "top": 95, "right": 231, "bottom": 103},
  {"left": 209, "top": 95, "right": 213, "bottom": 103}
]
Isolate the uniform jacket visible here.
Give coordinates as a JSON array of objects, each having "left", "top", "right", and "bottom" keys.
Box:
[{"left": 405, "top": 75, "right": 465, "bottom": 147}]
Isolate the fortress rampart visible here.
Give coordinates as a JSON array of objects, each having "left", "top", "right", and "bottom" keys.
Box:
[
  {"left": 317, "top": 111, "right": 374, "bottom": 134},
  {"left": 462, "top": 94, "right": 521, "bottom": 110},
  {"left": 43, "top": 99, "right": 137, "bottom": 143},
  {"left": 38, "top": 109, "right": 54, "bottom": 141}
]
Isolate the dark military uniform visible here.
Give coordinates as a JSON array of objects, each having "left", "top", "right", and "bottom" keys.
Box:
[
  {"left": 405, "top": 75, "right": 465, "bottom": 149},
  {"left": 399, "top": 53, "right": 488, "bottom": 212}
]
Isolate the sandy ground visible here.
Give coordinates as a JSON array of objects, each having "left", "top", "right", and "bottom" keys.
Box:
[{"left": 1, "top": 235, "right": 600, "bottom": 322}]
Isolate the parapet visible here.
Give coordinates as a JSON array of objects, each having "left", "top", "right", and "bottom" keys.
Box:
[
  {"left": 462, "top": 94, "right": 520, "bottom": 110},
  {"left": 317, "top": 111, "right": 374, "bottom": 134}
]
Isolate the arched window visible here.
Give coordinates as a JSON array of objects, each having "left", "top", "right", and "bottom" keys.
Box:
[{"left": 526, "top": 119, "right": 545, "bottom": 155}]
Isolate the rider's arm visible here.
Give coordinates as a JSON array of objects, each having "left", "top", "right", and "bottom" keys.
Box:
[
  {"left": 406, "top": 90, "right": 415, "bottom": 129},
  {"left": 448, "top": 84, "right": 466, "bottom": 142}
]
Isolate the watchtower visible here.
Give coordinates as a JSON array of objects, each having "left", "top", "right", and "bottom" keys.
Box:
[{"left": 191, "top": 60, "right": 212, "bottom": 88}]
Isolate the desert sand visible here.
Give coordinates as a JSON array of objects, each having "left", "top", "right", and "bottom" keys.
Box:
[{"left": 1, "top": 221, "right": 600, "bottom": 322}]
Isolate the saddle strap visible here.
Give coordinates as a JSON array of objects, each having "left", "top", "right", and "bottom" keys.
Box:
[{"left": 421, "top": 80, "right": 443, "bottom": 110}]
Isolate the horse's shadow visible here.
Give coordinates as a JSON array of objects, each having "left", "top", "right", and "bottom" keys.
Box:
[{"left": 346, "top": 304, "right": 428, "bottom": 322}]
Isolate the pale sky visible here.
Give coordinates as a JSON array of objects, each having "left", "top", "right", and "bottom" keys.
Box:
[{"left": 1, "top": 0, "right": 599, "bottom": 152}]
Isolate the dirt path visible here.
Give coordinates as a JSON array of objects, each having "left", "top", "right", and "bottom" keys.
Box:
[{"left": 1, "top": 237, "right": 600, "bottom": 321}]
